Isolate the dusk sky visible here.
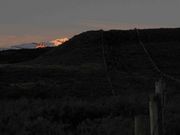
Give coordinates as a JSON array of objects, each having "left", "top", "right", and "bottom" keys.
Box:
[{"left": 0, "top": 0, "right": 179, "bottom": 48}]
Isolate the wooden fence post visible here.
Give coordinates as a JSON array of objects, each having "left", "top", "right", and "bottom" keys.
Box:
[
  {"left": 149, "top": 95, "right": 159, "bottom": 135},
  {"left": 149, "top": 79, "right": 165, "bottom": 135},
  {"left": 135, "top": 115, "right": 150, "bottom": 135}
]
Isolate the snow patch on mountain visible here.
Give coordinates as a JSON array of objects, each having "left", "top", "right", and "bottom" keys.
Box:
[{"left": 10, "top": 38, "right": 69, "bottom": 49}]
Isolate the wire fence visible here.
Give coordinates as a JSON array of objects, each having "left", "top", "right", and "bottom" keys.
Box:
[
  {"left": 135, "top": 28, "right": 180, "bottom": 84},
  {"left": 100, "top": 29, "right": 180, "bottom": 97},
  {"left": 99, "top": 28, "right": 180, "bottom": 135},
  {"left": 100, "top": 30, "right": 115, "bottom": 96}
]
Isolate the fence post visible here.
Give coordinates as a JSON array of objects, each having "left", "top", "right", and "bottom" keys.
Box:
[
  {"left": 149, "top": 94, "right": 159, "bottom": 135},
  {"left": 149, "top": 79, "right": 165, "bottom": 135},
  {"left": 135, "top": 115, "right": 150, "bottom": 135}
]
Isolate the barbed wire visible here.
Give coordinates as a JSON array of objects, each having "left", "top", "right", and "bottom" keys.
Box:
[
  {"left": 135, "top": 28, "right": 180, "bottom": 84},
  {"left": 135, "top": 28, "right": 180, "bottom": 135},
  {"left": 99, "top": 28, "right": 180, "bottom": 98},
  {"left": 100, "top": 30, "right": 115, "bottom": 96}
]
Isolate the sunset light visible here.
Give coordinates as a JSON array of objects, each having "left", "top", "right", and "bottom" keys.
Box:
[
  {"left": 35, "top": 42, "right": 47, "bottom": 48},
  {"left": 50, "top": 38, "right": 69, "bottom": 46},
  {"left": 1, "top": 0, "right": 180, "bottom": 134},
  {"left": 35, "top": 38, "right": 69, "bottom": 48}
]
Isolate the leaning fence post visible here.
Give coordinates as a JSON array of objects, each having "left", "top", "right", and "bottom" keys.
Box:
[
  {"left": 149, "top": 94, "right": 159, "bottom": 135},
  {"left": 149, "top": 79, "right": 165, "bottom": 135}
]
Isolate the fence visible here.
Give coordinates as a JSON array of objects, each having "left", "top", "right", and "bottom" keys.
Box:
[
  {"left": 135, "top": 78, "right": 165, "bottom": 135},
  {"left": 100, "top": 29, "right": 179, "bottom": 135}
]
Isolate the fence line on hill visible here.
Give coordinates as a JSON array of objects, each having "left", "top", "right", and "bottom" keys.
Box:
[
  {"left": 135, "top": 28, "right": 180, "bottom": 135},
  {"left": 135, "top": 28, "right": 180, "bottom": 84},
  {"left": 99, "top": 28, "right": 179, "bottom": 135},
  {"left": 100, "top": 30, "right": 115, "bottom": 96},
  {"left": 99, "top": 28, "right": 180, "bottom": 97}
]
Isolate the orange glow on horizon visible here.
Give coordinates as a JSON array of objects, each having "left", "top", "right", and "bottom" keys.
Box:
[
  {"left": 50, "top": 38, "right": 69, "bottom": 46},
  {"left": 35, "top": 42, "right": 47, "bottom": 48},
  {"left": 35, "top": 38, "right": 69, "bottom": 48}
]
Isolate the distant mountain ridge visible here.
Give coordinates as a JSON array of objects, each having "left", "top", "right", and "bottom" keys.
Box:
[{"left": 9, "top": 38, "right": 69, "bottom": 49}]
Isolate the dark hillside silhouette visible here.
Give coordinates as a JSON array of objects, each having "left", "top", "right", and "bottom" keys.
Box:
[
  {"left": 30, "top": 28, "right": 180, "bottom": 77},
  {"left": 0, "top": 28, "right": 180, "bottom": 135},
  {"left": 0, "top": 47, "right": 52, "bottom": 64}
]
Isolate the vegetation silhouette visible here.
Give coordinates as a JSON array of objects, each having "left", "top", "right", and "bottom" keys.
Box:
[{"left": 0, "top": 28, "right": 180, "bottom": 135}]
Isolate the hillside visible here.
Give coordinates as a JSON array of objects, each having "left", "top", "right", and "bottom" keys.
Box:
[
  {"left": 1, "top": 28, "right": 180, "bottom": 96},
  {"left": 0, "top": 47, "right": 53, "bottom": 64},
  {"left": 1, "top": 28, "right": 180, "bottom": 97},
  {"left": 0, "top": 28, "right": 180, "bottom": 135},
  {"left": 30, "top": 28, "right": 180, "bottom": 77}
]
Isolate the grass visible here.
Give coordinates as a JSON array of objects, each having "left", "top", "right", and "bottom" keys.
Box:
[
  {"left": 0, "top": 96, "right": 179, "bottom": 135},
  {"left": 1, "top": 28, "right": 180, "bottom": 134}
]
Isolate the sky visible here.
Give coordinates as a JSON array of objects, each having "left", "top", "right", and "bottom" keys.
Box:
[{"left": 0, "top": 0, "right": 179, "bottom": 48}]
